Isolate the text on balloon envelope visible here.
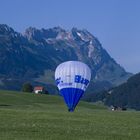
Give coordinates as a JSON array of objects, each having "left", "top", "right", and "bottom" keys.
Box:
[
  {"left": 74, "top": 75, "right": 89, "bottom": 86},
  {"left": 55, "top": 75, "right": 89, "bottom": 86}
]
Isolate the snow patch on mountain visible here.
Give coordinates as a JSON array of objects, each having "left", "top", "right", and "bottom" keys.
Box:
[{"left": 88, "top": 40, "right": 95, "bottom": 57}]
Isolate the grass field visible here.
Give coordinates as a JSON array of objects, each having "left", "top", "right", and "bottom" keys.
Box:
[{"left": 0, "top": 90, "right": 140, "bottom": 140}]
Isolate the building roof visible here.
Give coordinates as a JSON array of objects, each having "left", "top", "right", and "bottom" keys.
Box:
[{"left": 34, "top": 86, "right": 44, "bottom": 90}]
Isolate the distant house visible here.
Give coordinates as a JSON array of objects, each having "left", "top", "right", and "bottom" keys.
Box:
[
  {"left": 110, "top": 105, "right": 127, "bottom": 111},
  {"left": 34, "top": 86, "right": 44, "bottom": 94}
]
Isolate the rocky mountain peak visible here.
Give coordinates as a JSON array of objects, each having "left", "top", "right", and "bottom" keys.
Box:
[
  {"left": 24, "top": 26, "right": 67, "bottom": 41},
  {"left": 0, "top": 24, "right": 23, "bottom": 42},
  {"left": 71, "top": 27, "right": 94, "bottom": 42},
  {"left": 24, "top": 27, "right": 42, "bottom": 41},
  {"left": 0, "top": 24, "right": 14, "bottom": 34}
]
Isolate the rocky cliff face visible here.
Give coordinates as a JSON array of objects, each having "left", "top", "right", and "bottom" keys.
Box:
[{"left": 0, "top": 24, "right": 132, "bottom": 94}]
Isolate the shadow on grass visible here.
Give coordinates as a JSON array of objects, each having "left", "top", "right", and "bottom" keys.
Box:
[{"left": 0, "top": 104, "right": 11, "bottom": 107}]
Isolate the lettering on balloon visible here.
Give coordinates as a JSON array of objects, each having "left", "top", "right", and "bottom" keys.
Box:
[
  {"left": 74, "top": 75, "right": 89, "bottom": 86},
  {"left": 56, "top": 75, "right": 89, "bottom": 86},
  {"left": 55, "top": 77, "right": 61, "bottom": 85}
]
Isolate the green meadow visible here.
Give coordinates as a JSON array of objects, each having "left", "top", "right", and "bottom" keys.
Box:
[{"left": 0, "top": 90, "right": 140, "bottom": 140}]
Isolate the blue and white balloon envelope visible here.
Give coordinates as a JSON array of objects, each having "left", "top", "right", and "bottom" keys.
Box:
[{"left": 55, "top": 61, "right": 91, "bottom": 112}]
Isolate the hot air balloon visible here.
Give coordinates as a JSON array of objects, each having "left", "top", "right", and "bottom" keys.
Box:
[{"left": 55, "top": 61, "right": 91, "bottom": 112}]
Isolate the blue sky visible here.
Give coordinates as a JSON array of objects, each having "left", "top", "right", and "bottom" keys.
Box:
[{"left": 0, "top": 0, "right": 140, "bottom": 73}]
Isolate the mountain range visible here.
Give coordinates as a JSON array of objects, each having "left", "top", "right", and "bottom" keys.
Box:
[{"left": 0, "top": 24, "right": 132, "bottom": 95}]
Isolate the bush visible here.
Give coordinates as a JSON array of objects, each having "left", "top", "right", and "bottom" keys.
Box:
[{"left": 21, "top": 83, "right": 33, "bottom": 92}]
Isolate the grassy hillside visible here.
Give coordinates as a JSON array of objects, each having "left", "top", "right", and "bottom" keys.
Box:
[{"left": 0, "top": 90, "right": 140, "bottom": 140}]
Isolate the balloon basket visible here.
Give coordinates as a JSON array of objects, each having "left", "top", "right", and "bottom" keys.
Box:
[{"left": 68, "top": 108, "right": 74, "bottom": 112}]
